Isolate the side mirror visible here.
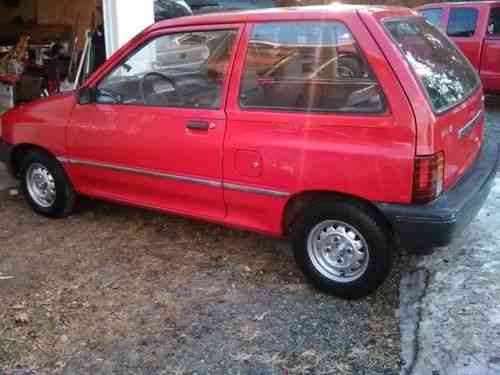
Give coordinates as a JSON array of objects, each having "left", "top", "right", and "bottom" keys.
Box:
[{"left": 77, "top": 87, "right": 94, "bottom": 105}]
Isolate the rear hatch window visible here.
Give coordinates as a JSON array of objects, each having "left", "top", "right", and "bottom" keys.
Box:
[{"left": 384, "top": 16, "right": 479, "bottom": 114}]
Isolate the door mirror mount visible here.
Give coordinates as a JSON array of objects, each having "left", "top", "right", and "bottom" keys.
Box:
[{"left": 77, "top": 87, "right": 95, "bottom": 105}]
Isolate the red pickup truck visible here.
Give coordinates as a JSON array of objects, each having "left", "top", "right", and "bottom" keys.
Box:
[
  {"left": 418, "top": 1, "right": 500, "bottom": 93},
  {"left": 1, "top": 6, "right": 498, "bottom": 298}
]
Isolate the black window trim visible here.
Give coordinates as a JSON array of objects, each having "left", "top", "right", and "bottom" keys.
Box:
[
  {"left": 236, "top": 19, "right": 390, "bottom": 117},
  {"left": 446, "top": 6, "right": 479, "bottom": 38},
  {"left": 382, "top": 15, "right": 481, "bottom": 116},
  {"left": 93, "top": 27, "right": 239, "bottom": 111}
]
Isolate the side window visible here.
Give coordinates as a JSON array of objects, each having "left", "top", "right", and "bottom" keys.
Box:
[
  {"left": 97, "top": 29, "right": 237, "bottom": 109},
  {"left": 488, "top": 8, "right": 500, "bottom": 35},
  {"left": 447, "top": 8, "right": 478, "bottom": 37},
  {"left": 421, "top": 8, "right": 444, "bottom": 27},
  {"left": 239, "top": 21, "right": 386, "bottom": 113}
]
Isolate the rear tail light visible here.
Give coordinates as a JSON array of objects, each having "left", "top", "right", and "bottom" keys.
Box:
[{"left": 412, "top": 152, "right": 444, "bottom": 203}]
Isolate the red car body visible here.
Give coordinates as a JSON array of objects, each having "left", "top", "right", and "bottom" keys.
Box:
[
  {"left": 0, "top": 5, "right": 498, "bottom": 297},
  {"left": 418, "top": 1, "right": 500, "bottom": 93}
]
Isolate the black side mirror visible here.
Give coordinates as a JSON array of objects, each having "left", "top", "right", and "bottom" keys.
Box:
[{"left": 77, "top": 87, "right": 94, "bottom": 105}]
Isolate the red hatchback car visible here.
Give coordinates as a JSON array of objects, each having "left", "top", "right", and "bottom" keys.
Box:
[{"left": 0, "top": 5, "right": 498, "bottom": 298}]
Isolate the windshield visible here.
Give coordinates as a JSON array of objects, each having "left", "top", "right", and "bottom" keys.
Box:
[{"left": 384, "top": 16, "right": 479, "bottom": 114}]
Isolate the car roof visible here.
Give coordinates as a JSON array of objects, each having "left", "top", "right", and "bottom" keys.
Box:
[
  {"left": 418, "top": 1, "right": 500, "bottom": 9},
  {"left": 149, "top": 4, "right": 412, "bottom": 31}
]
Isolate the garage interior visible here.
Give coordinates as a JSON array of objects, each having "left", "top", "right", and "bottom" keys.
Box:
[{"left": 0, "top": 0, "right": 104, "bottom": 112}]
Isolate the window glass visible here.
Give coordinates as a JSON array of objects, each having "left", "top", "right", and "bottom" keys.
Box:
[
  {"left": 488, "top": 7, "right": 500, "bottom": 35},
  {"left": 239, "top": 21, "right": 385, "bottom": 113},
  {"left": 385, "top": 17, "right": 479, "bottom": 113},
  {"left": 447, "top": 8, "right": 478, "bottom": 37},
  {"left": 97, "top": 29, "right": 237, "bottom": 109},
  {"left": 421, "top": 8, "right": 443, "bottom": 27}
]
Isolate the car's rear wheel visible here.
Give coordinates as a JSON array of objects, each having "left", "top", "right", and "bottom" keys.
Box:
[
  {"left": 20, "top": 150, "right": 77, "bottom": 218},
  {"left": 292, "top": 201, "right": 393, "bottom": 299}
]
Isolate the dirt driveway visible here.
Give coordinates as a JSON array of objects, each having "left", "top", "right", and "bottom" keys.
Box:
[{"left": 0, "top": 188, "right": 399, "bottom": 374}]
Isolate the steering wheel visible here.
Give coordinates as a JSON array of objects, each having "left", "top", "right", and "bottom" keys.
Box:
[{"left": 139, "top": 72, "right": 185, "bottom": 106}]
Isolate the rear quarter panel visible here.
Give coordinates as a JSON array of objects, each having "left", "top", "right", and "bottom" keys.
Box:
[{"left": 224, "top": 12, "right": 416, "bottom": 236}]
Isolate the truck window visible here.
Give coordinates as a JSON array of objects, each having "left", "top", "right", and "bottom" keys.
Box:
[
  {"left": 447, "top": 8, "right": 478, "bottom": 37},
  {"left": 385, "top": 16, "right": 479, "bottom": 114},
  {"left": 421, "top": 8, "right": 443, "bottom": 27},
  {"left": 488, "top": 8, "right": 500, "bottom": 35}
]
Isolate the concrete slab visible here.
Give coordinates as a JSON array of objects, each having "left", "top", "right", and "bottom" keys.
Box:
[{"left": 400, "top": 107, "right": 500, "bottom": 375}]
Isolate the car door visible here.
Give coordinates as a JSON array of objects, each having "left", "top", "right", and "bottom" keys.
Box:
[
  {"left": 445, "top": 6, "right": 483, "bottom": 69},
  {"left": 480, "top": 6, "right": 500, "bottom": 92},
  {"left": 66, "top": 24, "right": 242, "bottom": 219}
]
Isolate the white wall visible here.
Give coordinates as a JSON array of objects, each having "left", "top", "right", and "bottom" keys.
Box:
[{"left": 103, "top": 0, "right": 154, "bottom": 58}]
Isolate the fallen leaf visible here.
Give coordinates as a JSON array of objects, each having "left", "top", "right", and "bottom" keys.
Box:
[{"left": 15, "top": 312, "right": 30, "bottom": 325}]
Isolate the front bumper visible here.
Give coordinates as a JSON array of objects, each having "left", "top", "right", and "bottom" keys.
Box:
[
  {"left": 0, "top": 139, "right": 14, "bottom": 173},
  {"left": 377, "top": 141, "right": 499, "bottom": 251}
]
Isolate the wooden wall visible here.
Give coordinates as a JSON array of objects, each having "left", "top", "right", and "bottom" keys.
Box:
[
  {"left": 0, "top": 0, "right": 36, "bottom": 23},
  {"left": 0, "top": 0, "right": 98, "bottom": 48},
  {"left": 37, "top": 0, "right": 98, "bottom": 49}
]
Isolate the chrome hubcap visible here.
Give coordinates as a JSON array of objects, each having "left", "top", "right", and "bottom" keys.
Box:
[
  {"left": 307, "top": 220, "right": 369, "bottom": 283},
  {"left": 26, "top": 163, "right": 56, "bottom": 208}
]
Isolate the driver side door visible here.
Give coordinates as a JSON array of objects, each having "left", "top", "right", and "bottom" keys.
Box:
[{"left": 66, "top": 25, "right": 242, "bottom": 219}]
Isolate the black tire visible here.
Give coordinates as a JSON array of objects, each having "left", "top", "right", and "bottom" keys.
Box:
[
  {"left": 292, "top": 201, "right": 393, "bottom": 299},
  {"left": 20, "top": 149, "right": 77, "bottom": 218}
]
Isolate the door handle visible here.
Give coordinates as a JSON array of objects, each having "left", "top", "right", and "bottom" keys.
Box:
[{"left": 186, "top": 121, "right": 215, "bottom": 130}]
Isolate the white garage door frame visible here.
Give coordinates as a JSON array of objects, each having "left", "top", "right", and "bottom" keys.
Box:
[{"left": 102, "top": 0, "right": 155, "bottom": 58}]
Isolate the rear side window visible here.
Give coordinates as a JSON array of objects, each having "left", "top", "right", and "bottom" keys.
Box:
[
  {"left": 421, "top": 8, "right": 443, "bottom": 27},
  {"left": 447, "top": 8, "right": 478, "bottom": 37},
  {"left": 239, "top": 21, "right": 386, "bottom": 113},
  {"left": 488, "top": 8, "right": 500, "bottom": 35},
  {"left": 385, "top": 17, "right": 479, "bottom": 114}
]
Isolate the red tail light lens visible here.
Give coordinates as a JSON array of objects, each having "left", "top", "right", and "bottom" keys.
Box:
[{"left": 412, "top": 152, "right": 444, "bottom": 203}]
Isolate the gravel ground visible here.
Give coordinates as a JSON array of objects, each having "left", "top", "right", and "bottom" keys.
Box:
[
  {"left": 0, "top": 186, "right": 400, "bottom": 374},
  {"left": 400, "top": 98, "right": 500, "bottom": 375}
]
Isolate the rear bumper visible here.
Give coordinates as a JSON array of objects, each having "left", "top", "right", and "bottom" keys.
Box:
[
  {"left": 0, "top": 139, "right": 14, "bottom": 174},
  {"left": 377, "top": 141, "right": 499, "bottom": 251}
]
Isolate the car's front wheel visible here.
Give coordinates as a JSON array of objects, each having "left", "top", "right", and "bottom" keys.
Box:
[
  {"left": 292, "top": 201, "right": 393, "bottom": 299},
  {"left": 20, "top": 150, "right": 77, "bottom": 218}
]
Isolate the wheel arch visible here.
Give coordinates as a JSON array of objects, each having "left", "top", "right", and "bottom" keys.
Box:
[
  {"left": 10, "top": 143, "right": 59, "bottom": 177},
  {"left": 282, "top": 190, "right": 394, "bottom": 241}
]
